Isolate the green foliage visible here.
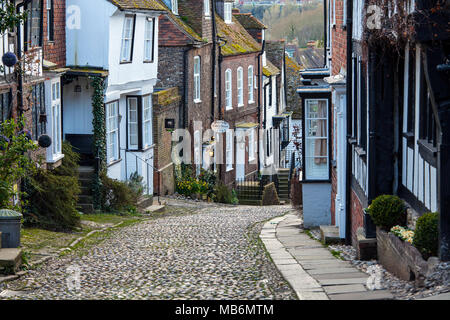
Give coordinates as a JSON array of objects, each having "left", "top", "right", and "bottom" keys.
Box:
[
  {"left": 413, "top": 212, "right": 439, "bottom": 258},
  {"left": 0, "top": 1, "right": 28, "bottom": 34},
  {"left": 100, "top": 172, "right": 143, "bottom": 213},
  {"left": 90, "top": 76, "right": 106, "bottom": 209},
  {"left": 175, "top": 164, "right": 216, "bottom": 199},
  {"left": 0, "top": 116, "right": 38, "bottom": 209},
  {"left": 213, "top": 181, "right": 238, "bottom": 205},
  {"left": 368, "top": 195, "right": 406, "bottom": 231},
  {"left": 23, "top": 141, "right": 81, "bottom": 231}
]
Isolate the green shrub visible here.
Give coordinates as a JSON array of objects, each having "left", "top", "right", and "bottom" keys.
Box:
[
  {"left": 214, "top": 181, "right": 234, "bottom": 204},
  {"left": 413, "top": 212, "right": 439, "bottom": 258},
  {"left": 23, "top": 142, "right": 81, "bottom": 231},
  {"left": 368, "top": 195, "right": 406, "bottom": 231},
  {"left": 100, "top": 173, "right": 138, "bottom": 213},
  {"left": 127, "top": 172, "right": 145, "bottom": 198}
]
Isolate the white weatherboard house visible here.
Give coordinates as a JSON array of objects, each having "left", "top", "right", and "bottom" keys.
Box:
[{"left": 63, "top": 0, "right": 165, "bottom": 196}]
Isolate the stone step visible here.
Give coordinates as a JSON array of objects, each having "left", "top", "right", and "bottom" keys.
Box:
[
  {"left": 78, "top": 167, "right": 95, "bottom": 180},
  {"left": 80, "top": 186, "right": 92, "bottom": 196},
  {"left": 0, "top": 248, "right": 22, "bottom": 273},
  {"left": 320, "top": 225, "right": 343, "bottom": 244},
  {"left": 238, "top": 199, "right": 262, "bottom": 206}
]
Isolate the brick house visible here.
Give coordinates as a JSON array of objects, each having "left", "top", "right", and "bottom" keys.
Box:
[
  {"left": 156, "top": 0, "right": 218, "bottom": 183},
  {"left": 1, "top": 0, "right": 67, "bottom": 170},
  {"left": 215, "top": 1, "right": 263, "bottom": 185}
]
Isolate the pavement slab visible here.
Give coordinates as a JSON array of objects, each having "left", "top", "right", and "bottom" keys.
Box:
[{"left": 261, "top": 213, "right": 394, "bottom": 300}]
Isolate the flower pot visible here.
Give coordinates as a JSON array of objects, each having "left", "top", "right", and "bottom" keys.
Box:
[{"left": 363, "top": 210, "right": 376, "bottom": 238}]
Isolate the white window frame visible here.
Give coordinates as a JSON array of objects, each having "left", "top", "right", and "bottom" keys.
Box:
[
  {"left": 106, "top": 101, "right": 119, "bottom": 163},
  {"left": 171, "top": 0, "right": 178, "bottom": 15},
  {"left": 225, "top": 68, "right": 232, "bottom": 110},
  {"left": 194, "top": 56, "right": 201, "bottom": 103},
  {"left": 142, "top": 95, "right": 152, "bottom": 149},
  {"left": 237, "top": 67, "right": 244, "bottom": 107},
  {"left": 204, "top": 0, "right": 210, "bottom": 16},
  {"left": 144, "top": 17, "right": 154, "bottom": 62},
  {"left": 226, "top": 129, "right": 234, "bottom": 171},
  {"left": 304, "top": 99, "right": 330, "bottom": 180},
  {"left": 194, "top": 130, "right": 201, "bottom": 176},
  {"left": 224, "top": 2, "right": 232, "bottom": 24},
  {"left": 248, "top": 65, "right": 254, "bottom": 103},
  {"left": 51, "top": 80, "right": 61, "bottom": 156},
  {"left": 127, "top": 97, "right": 139, "bottom": 150},
  {"left": 120, "top": 16, "right": 134, "bottom": 63},
  {"left": 248, "top": 128, "right": 256, "bottom": 161}
]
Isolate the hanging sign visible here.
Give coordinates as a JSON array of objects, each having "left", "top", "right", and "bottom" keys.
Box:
[{"left": 211, "top": 121, "right": 230, "bottom": 133}]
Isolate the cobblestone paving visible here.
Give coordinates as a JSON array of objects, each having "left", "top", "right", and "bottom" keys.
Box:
[{"left": 1, "top": 200, "right": 297, "bottom": 300}]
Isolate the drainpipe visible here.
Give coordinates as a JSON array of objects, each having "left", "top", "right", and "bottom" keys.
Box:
[
  {"left": 323, "top": 0, "right": 327, "bottom": 67},
  {"left": 344, "top": 0, "right": 353, "bottom": 246},
  {"left": 16, "top": 2, "right": 24, "bottom": 120},
  {"left": 183, "top": 47, "right": 190, "bottom": 129},
  {"left": 257, "top": 40, "right": 266, "bottom": 172},
  {"left": 211, "top": 0, "right": 217, "bottom": 122}
]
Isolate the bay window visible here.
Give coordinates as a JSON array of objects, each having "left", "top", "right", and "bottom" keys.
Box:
[
  {"left": 127, "top": 95, "right": 153, "bottom": 151},
  {"left": 51, "top": 81, "right": 61, "bottom": 156},
  {"left": 143, "top": 95, "right": 152, "bottom": 148},
  {"left": 304, "top": 99, "right": 329, "bottom": 180},
  {"left": 106, "top": 101, "right": 119, "bottom": 162},
  {"left": 120, "top": 16, "right": 135, "bottom": 63}
]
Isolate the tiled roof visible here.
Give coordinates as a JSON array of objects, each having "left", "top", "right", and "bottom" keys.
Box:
[
  {"left": 285, "top": 54, "right": 303, "bottom": 72},
  {"left": 216, "top": 15, "right": 262, "bottom": 56},
  {"left": 263, "top": 60, "right": 280, "bottom": 76},
  {"left": 233, "top": 13, "right": 267, "bottom": 30},
  {"left": 157, "top": 0, "right": 203, "bottom": 42},
  {"left": 265, "top": 40, "right": 285, "bottom": 70},
  {"left": 108, "top": 0, "right": 166, "bottom": 11}
]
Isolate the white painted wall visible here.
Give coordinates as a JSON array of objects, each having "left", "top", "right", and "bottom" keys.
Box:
[{"left": 63, "top": 78, "right": 94, "bottom": 136}]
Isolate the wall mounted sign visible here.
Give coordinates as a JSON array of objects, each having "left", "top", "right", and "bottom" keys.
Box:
[{"left": 211, "top": 120, "right": 230, "bottom": 133}]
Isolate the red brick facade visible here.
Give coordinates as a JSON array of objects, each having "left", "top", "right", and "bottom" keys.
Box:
[
  {"left": 43, "top": 0, "right": 66, "bottom": 67},
  {"left": 350, "top": 188, "right": 365, "bottom": 247},
  {"left": 331, "top": 0, "right": 347, "bottom": 76},
  {"left": 220, "top": 53, "right": 260, "bottom": 185}
]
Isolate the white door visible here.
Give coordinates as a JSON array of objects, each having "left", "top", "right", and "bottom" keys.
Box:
[{"left": 236, "top": 130, "right": 246, "bottom": 181}]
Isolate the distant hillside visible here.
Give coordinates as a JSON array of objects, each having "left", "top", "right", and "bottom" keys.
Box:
[{"left": 237, "top": 2, "right": 324, "bottom": 48}]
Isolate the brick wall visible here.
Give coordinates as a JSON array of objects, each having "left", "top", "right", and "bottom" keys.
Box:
[
  {"left": 220, "top": 53, "right": 260, "bottom": 185},
  {"left": 43, "top": 0, "right": 66, "bottom": 67},
  {"left": 331, "top": 0, "right": 347, "bottom": 76},
  {"left": 350, "top": 188, "right": 364, "bottom": 247},
  {"left": 153, "top": 87, "right": 181, "bottom": 195}
]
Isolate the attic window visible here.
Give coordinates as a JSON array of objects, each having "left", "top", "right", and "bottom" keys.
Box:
[
  {"left": 224, "top": 3, "right": 232, "bottom": 24},
  {"left": 171, "top": 0, "right": 178, "bottom": 15}
]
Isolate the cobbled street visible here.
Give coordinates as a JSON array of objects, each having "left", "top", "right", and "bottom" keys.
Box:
[{"left": 0, "top": 200, "right": 297, "bottom": 300}]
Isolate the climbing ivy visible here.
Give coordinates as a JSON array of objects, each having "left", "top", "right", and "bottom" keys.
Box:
[{"left": 90, "top": 76, "right": 106, "bottom": 210}]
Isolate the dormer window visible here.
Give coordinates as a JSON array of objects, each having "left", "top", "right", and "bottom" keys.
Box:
[
  {"left": 224, "top": 3, "right": 232, "bottom": 23},
  {"left": 171, "top": 0, "right": 178, "bottom": 15},
  {"left": 204, "top": 0, "right": 210, "bottom": 16}
]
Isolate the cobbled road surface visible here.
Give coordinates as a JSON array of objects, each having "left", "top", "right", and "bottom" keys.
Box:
[{"left": 1, "top": 200, "right": 298, "bottom": 300}]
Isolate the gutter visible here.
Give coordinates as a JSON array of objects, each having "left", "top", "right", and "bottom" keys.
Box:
[{"left": 345, "top": 0, "right": 353, "bottom": 246}]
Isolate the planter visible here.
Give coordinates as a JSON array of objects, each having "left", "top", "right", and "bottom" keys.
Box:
[
  {"left": 376, "top": 227, "right": 428, "bottom": 283},
  {"left": 363, "top": 210, "right": 376, "bottom": 238}
]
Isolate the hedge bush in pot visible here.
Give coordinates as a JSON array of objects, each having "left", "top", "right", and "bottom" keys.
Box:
[
  {"left": 368, "top": 195, "right": 406, "bottom": 231},
  {"left": 413, "top": 212, "right": 439, "bottom": 259}
]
